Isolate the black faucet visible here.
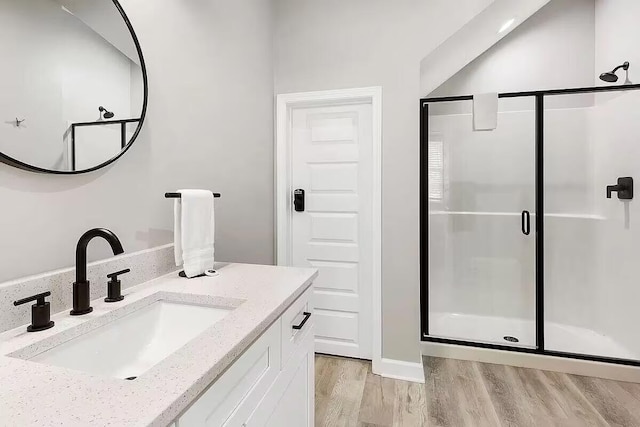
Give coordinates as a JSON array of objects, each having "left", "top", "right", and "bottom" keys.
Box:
[{"left": 70, "top": 228, "right": 124, "bottom": 316}]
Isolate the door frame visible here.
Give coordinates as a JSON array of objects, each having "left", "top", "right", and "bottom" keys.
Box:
[
  {"left": 275, "top": 87, "right": 382, "bottom": 372},
  {"left": 420, "top": 93, "right": 542, "bottom": 352}
]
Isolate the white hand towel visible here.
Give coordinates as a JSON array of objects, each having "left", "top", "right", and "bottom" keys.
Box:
[
  {"left": 473, "top": 92, "right": 498, "bottom": 131},
  {"left": 174, "top": 189, "right": 215, "bottom": 278}
]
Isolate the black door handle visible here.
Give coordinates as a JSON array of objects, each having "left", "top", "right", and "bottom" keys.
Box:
[
  {"left": 521, "top": 210, "right": 530, "bottom": 236},
  {"left": 294, "top": 189, "right": 305, "bottom": 212}
]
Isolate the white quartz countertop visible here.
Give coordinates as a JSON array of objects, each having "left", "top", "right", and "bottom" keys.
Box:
[{"left": 0, "top": 263, "right": 317, "bottom": 427}]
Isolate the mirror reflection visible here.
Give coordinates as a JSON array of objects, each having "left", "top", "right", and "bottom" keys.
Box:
[{"left": 0, "top": 0, "right": 145, "bottom": 173}]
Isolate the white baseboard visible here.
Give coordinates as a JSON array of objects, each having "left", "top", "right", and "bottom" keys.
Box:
[
  {"left": 421, "top": 341, "right": 640, "bottom": 383},
  {"left": 375, "top": 358, "right": 425, "bottom": 384}
]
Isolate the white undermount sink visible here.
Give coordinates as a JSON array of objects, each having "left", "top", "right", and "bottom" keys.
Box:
[{"left": 29, "top": 300, "right": 233, "bottom": 379}]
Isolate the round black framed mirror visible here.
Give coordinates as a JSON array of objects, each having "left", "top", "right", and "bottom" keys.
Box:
[{"left": 0, "top": 0, "right": 148, "bottom": 174}]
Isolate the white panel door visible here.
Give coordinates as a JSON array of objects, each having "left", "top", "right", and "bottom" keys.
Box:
[{"left": 291, "top": 103, "right": 373, "bottom": 359}]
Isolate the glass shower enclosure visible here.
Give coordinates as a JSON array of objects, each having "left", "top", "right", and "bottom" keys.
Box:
[{"left": 420, "top": 84, "right": 640, "bottom": 366}]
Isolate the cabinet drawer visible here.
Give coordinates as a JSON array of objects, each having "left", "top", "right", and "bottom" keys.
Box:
[
  {"left": 280, "top": 286, "right": 314, "bottom": 365},
  {"left": 177, "top": 320, "right": 281, "bottom": 427}
]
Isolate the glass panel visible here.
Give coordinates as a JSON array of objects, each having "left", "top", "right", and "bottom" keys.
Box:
[
  {"left": 544, "top": 90, "right": 640, "bottom": 361},
  {"left": 74, "top": 123, "right": 127, "bottom": 170},
  {"left": 427, "top": 97, "right": 537, "bottom": 348}
]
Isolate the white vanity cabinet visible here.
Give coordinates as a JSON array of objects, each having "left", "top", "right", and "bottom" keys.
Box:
[{"left": 175, "top": 286, "right": 314, "bottom": 427}]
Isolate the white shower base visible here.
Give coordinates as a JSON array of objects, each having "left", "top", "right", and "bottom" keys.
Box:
[{"left": 429, "top": 312, "right": 638, "bottom": 360}]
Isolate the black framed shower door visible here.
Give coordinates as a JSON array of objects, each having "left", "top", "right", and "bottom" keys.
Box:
[{"left": 420, "top": 84, "right": 640, "bottom": 367}]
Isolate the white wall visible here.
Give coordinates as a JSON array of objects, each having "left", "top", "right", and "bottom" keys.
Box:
[
  {"left": 58, "top": 0, "right": 141, "bottom": 65},
  {"left": 432, "top": 0, "right": 595, "bottom": 97},
  {"left": 274, "top": 0, "right": 493, "bottom": 362},
  {"left": 595, "top": 0, "right": 640, "bottom": 84},
  {"left": 0, "top": 1, "right": 275, "bottom": 285},
  {"left": 420, "top": 0, "right": 552, "bottom": 96},
  {"left": 0, "top": 0, "right": 137, "bottom": 170}
]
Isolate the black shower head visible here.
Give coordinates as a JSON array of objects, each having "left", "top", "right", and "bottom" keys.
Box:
[
  {"left": 599, "top": 61, "right": 630, "bottom": 83},
  {"left": 99, "top": 106, "right": 115, "bottom": 119},
  {"left": 599, "top": 72, "right": 618, "bottom": 83}
]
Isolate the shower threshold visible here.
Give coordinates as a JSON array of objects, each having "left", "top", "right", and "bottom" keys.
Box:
[{"left": 428, "top": 312, "right": 637, "bottom": 361}]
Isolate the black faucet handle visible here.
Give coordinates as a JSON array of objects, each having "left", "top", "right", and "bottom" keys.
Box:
[
  {"left": 13, "top": 291, "right": 55, "bottom": 332},
  {"left": 105, "top": 268, "right": 130, "bottom": 303},
  {"left": 107, "top": 268, "right": 130, "bottom": 280},
  {"left": 14, "top": 291, "right": 52, "bottom": 307}
]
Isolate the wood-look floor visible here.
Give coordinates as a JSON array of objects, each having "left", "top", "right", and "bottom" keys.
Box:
[{"left": 314, "top": 354, "right": 640, "bottom": 427}]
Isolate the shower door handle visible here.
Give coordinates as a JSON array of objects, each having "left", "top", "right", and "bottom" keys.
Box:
[{"left": 521, "top": 210, "right": 531, "bottom": 236}]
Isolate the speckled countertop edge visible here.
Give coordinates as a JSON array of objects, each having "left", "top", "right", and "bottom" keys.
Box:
[{"left": 0, "top": 262, "right": 317, "bottom": 427}]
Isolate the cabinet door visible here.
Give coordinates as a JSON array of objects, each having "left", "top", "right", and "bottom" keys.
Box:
[
  {"left": 245, "top": 312, "right": 315, "bottom": 427},
  {"left": 177, "top": 322, "right": 281, "bottom": 427},
  {"left": 265, "top": 346, "right": 314, "bottom": 427}
]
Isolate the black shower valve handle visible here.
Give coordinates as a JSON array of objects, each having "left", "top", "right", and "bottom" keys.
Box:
[{"left": 606, "top": 177, "right": 633, "bottom": 200}]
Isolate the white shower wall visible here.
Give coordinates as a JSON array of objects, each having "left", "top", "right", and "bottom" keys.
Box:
[
  {"left": 590, "top": 91, "right": 640, "bottom": 357},
  {"left": 545, "top": 92, "right": 640, "bottom": 358},
  {"left": 543, "top": 104, "right": 600, "bottom": 335}
]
